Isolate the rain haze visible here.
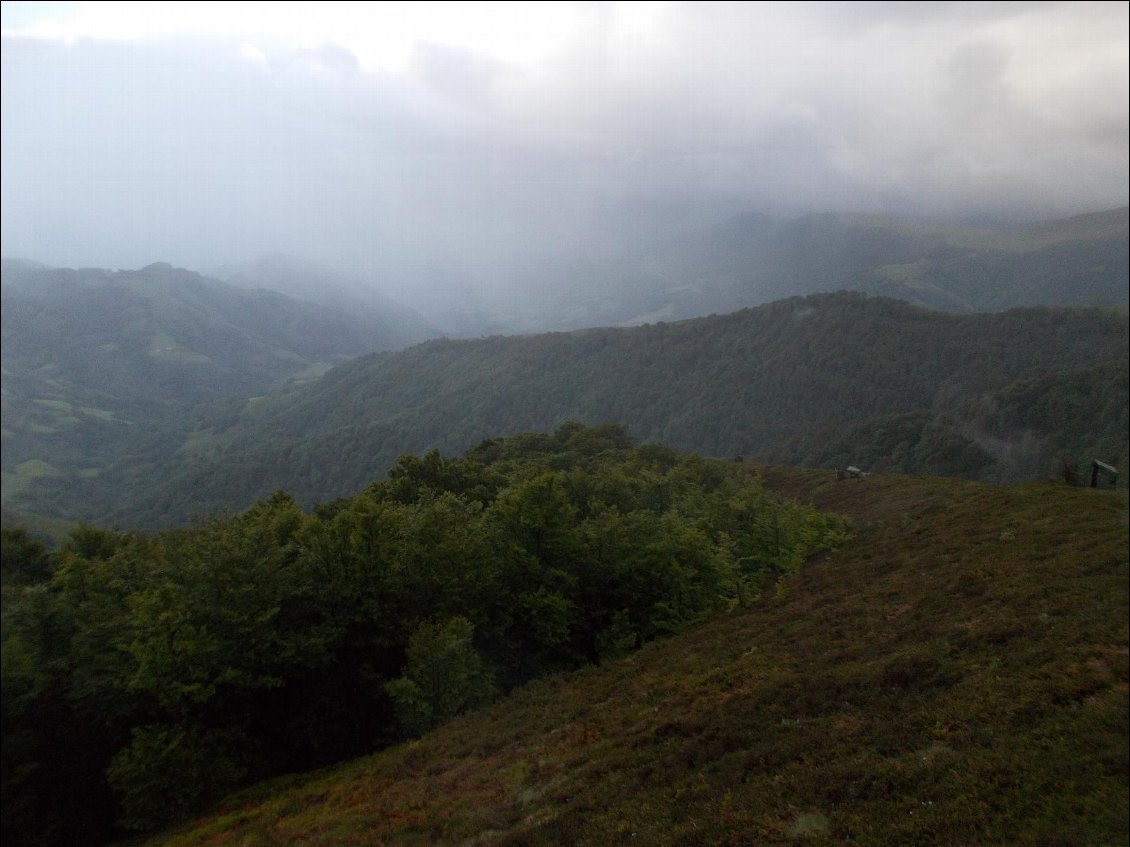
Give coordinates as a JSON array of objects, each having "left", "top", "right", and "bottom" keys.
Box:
[{"left": 2, "top": 1, "right": 1128, "bottom": 317}]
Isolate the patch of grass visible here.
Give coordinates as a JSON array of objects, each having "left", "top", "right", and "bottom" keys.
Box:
[
  {"left": 78, "top": 406, "right": 119, "bottom": 422},
  {"left": 31, "top": 398, "right": 74, "bottom": 413},
  {"left": 177, "top": 429, "right": 227, "bottom": 457},
  {"left": 285, "top": 361, "right": 338, "bottom": 384},
  {"left": 13, "top": 459, "right": 62, "bottom": 481},
  {"left": 148, "top": 331, "right": 212, "bottom": 364},
  {"left": 145, "top": 469, "right": 1128, "bottom": 847}
]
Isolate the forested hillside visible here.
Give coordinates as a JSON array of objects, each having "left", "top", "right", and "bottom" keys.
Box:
[
  {"left": 62, "top": 293, "right": 1129, "bottom": 531},
  {"left": 765, "top": 358, "right": 1130, "bottom": 483},
  {"left": 0, "top": 260, "right": 437, "bottom": 531},
  {"left": 1, "top": 426, "right": 849, "bottom": 845},
  {"left": 3, "top": 206, "right": 1127, "bottom": 533}
]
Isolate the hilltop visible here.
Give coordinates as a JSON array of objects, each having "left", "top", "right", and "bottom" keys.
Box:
[{"left": 144, "top": 468, "right": 1129, "bottom": 846}]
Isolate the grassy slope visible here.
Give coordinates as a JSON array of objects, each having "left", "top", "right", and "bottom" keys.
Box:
[{"left": 145, "top": 470, "right": 1127, "bottom": 846}]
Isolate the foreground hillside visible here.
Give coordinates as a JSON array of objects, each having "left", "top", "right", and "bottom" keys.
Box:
[
  {"left": 2, "top": 428, "right": 849, "bottom": 845},
  {"left": 91, "top": 293, "right": 1128, "bottom": 530},
  {"left": 148, "top": 469, "right": 1128, "bottom": 846}
]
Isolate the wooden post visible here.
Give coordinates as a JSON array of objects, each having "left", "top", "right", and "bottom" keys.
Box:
[{"left": 1091, "top": 459, "right": 1118, "bottom": 488}]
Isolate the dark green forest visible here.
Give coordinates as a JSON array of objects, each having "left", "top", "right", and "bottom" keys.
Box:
[
  {"left": 1, "top": 425, "right": 849, "bottom": 845},
  {"left": 764, "top": 358, "right": 1130, "bottom": 482},
  {"left": 46, "top": 293, "right": 1126, "bottom": 531}
]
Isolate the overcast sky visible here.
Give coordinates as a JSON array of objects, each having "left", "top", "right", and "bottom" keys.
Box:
[{"left": 2, "top": 1, "right": 1127, "bottom": 297}]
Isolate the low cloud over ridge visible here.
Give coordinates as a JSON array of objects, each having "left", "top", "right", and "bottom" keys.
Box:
[{"left": 2, "top": 2, "right": 1126, "bottom": 301}]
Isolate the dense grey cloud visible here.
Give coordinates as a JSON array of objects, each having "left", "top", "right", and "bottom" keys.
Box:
[{"left": 2, "top": 1, "right": 1126, "bottom": 309}]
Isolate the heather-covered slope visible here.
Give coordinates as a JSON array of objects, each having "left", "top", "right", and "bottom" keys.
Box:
[{"left": 145, "top": 469, "right": 1129, "bottom": 846}]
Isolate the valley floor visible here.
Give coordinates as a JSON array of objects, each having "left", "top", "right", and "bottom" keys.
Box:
[{"left": 148, "top": 468, "right": 1129, "bottom": 846}]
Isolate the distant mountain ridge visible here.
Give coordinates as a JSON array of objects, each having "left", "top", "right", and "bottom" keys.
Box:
[
  {"left": 2, "top": 205, "right": 1126, "bottom": 532},
  {"left": 0, "top": 259, "right": 439, "bottom": 529},
  {"left": 211, "top": 254, "right": 439, "bottom": 346},
  {"left": 508, "top": 206, "right": 1129, "bottom": 330},
  {"left": 65, "top": 292, "right": 1129, "bottom": 530}
]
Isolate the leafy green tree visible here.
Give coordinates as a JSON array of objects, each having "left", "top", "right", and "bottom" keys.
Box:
[
  {"left": 1, "top": 603, "right": 53, "bottom": 846},
  {"left": 486, "top": 472, "right": 583, "bottom": 674},
  {"left": 385, "top": 617, "right": 495, "bottom": 736},
  {"left": 106, "top": 724, "right": 249, "bottom": 832},
  {"left": 59, "top": 524, "right": 122, "bottom": 562},
  {"left": 121, "top": 494, "right": 322, "bottom": 716},
  {"left": 0, "top": 528, "right": 53, "bottom": 587}
]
